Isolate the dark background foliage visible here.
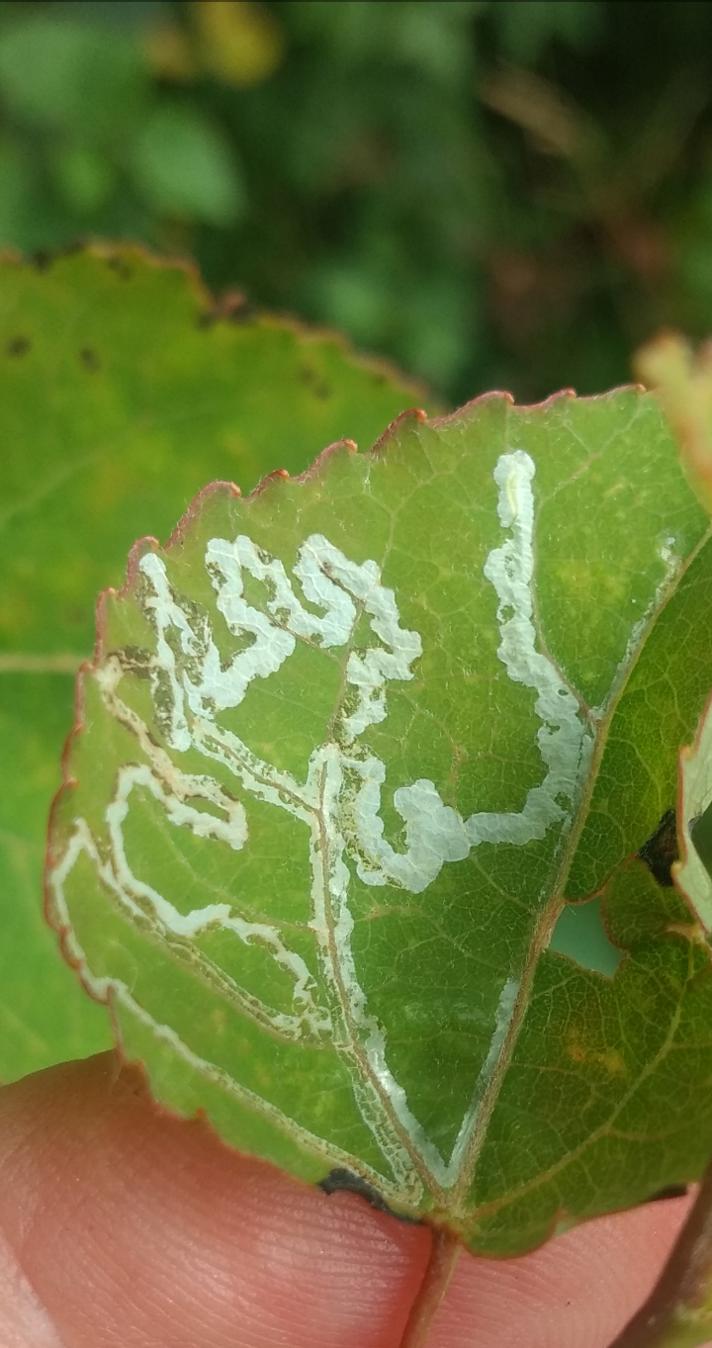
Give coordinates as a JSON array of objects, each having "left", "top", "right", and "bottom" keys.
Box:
[{"left": 1, "top": 0, "right": 711, "bottom": 405}]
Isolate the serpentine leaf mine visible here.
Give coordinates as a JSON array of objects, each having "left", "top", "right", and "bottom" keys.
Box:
[{"left": 47, "top": 390, "right": 712, "bottom": 1254}]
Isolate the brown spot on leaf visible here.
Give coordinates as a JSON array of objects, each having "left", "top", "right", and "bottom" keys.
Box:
[
  {"left": 197, "top": 290, "right": 253, "bottom": 328},
  {"left": 566, "top": 1033, "right": 586, "bottom": 1064},
  {"left": 597, "top": 1047, "right": 626, "bottom": 1076},
  {"left": 566, "top": 1033, "right": 625, "bottom": 1075}
]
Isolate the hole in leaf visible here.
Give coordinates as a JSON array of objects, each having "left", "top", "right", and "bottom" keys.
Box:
[
  {"left": 691, "top": 802, "right": 712, "bottom": 878},
  {"left": 550, "top": 896, "right": 621, "bottom": 975}
]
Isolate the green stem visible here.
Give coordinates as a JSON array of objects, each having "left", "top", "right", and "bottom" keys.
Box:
[
  {"left": 399, "top": 1227, "right": 462, "bottom": 1348},
  {"left": 609, "top": 1161, "right": 712, "bottom": 1348}
]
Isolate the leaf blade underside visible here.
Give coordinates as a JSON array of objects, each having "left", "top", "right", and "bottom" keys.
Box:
[{"left": 47, "top": 387, "right": 712, "bottom": 1254}]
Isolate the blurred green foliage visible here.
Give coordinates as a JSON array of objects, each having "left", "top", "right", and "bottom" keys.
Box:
[{"left": 1, "top": 0, "right": 712, "bottom": 404}]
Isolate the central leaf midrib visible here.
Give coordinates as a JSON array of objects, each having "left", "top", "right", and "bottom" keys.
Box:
[
  {"left": 314, "top": 759, "right": 440, "bottom": 1198},
  {"left": 291, "top": 444, "right": 712, "bottom": 1215},
  {"left": 305, "top": 560, "right": 446, "bottom": 1199}
]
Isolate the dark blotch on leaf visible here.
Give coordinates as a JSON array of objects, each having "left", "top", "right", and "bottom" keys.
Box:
[
  {"left": 639, "top": 808, "right": 678, "bottom": 886},
  {"left": 299, "top": 364, "right": 332, "bottom": 401},
  {"left": 318, "top": 1168, "right": 420, "bottom": 1223},
  {"left": 106, "top": 256, "right": 133, "bottom": 281},
  {"left": 6, "top": 335, "right": 31, "bottom": 357},
  {"left": 79, "top": 347, "right": 101, "bottom": 373},
  {"left": 31, "top": 241, "right": 84, "bottom": 273}
]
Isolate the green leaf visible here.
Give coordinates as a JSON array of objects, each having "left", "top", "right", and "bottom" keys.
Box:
[
  {"left": 130, "top": 104, "right": 246, "bottom": 225},
  {"left": 52, "top": 146, "right": 116, "bottom": 216},
  {"left": 0, "top": 244, "right": 422, "bottom": 1084},
  {"left": 0, "top": 17, "right": 147, "bottom": 140},
  {"left": 47, "top": 385, "right": 712, "bottom": 1253}
]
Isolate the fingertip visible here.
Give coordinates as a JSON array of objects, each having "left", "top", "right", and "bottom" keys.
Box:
[
  {"left": 427, "top": 1197, "right": 695, "bottom": 1348},
  {"left": 0, "top": 1054, "right": 430, "bottom": 1348}
]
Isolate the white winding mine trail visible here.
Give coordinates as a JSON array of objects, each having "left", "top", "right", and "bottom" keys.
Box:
[{"left": 50, "top": 450, "right": 603, "bottom": 1197}]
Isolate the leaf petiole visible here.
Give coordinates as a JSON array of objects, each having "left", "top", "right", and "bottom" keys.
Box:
[{"left": 399, "top": 1227, "right": 462, "bottom": 1348}]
